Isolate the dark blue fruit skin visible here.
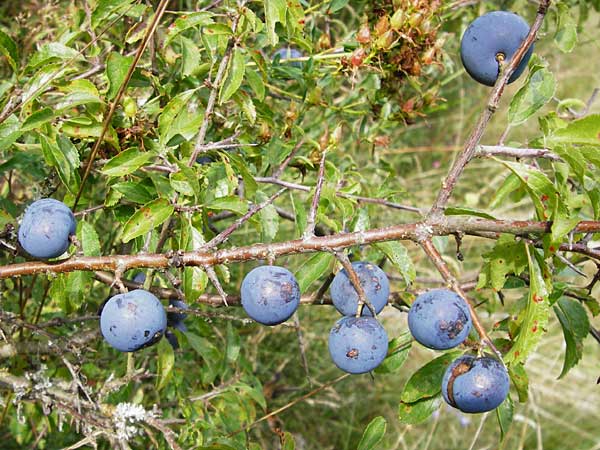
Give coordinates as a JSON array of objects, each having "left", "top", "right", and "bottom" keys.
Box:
[
  {"left": 328, "top": 316, "right": 388, "bottom": 374},
  {"left": 273, "top": 47, "right": 303, "bottom": 68},
  {"left": 132, "top": 272, "right": 146, "bottom": 284},
  {"left": 167, "top": 299, "right": 188, "bottom": 332},
  {"left": 442, "top": 355, "right": 510, "bottom": 413},
  {"left": 18, "top": 198, "right": 76, "bottom": 259},
  {"left": 408, "top": 289, "right": 472, "bottom": 350},
  {"left": 165, "top": 330, "right": 180, "bottom": 350},
  {"left": 460, "top": 11, "right": 533, "bottom": 86},
  {"left": 330, "top": 261, "right": 390, "bottom": 317},
  {"left": 241, "top": 265, "right": 301, "bottom": 325},
  {"left": 100, "top": 289, "right": 167, "bottom": 352}
]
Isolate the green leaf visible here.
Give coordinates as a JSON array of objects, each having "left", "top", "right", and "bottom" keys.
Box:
[
  {"left": 0, "top": 29, "right": 18, "bottom": 73},
  {"left": 21, "top": 108, "right": 55, "bottom": 132},
  {"left": 496, "top": 395, "right": 514, "bottom": 441},
  {"left": 101, "top": 148, "right": 154, "bottom": 177},
  {"left": 207, "top": 196, "right": 248, "bottom": 215},
  {"left": 77, "top": 222, "right": 101, "bottom": 257},
  {"left": 156, "top": 337, "right": 175, "bottom": 391},
  {"left": 357, "top": 416, "right": 386, "bottom": 450},
  {"left": 39, "top": 134, "right": 80, "bottom": 194},
  {"left": 256, "top": 191, "right": 279, "bottom": 243},
  {"left": 186, "top": 332, "right": 222, "bottom": 384},
  {"left": 245, "top": 69, "right": 265, "bottom": 101},
  {"left": 28, "top": 43, "right": 82, "bottom": 69},
  {"left": 554, "top": 4, "right": 578, "bottom": 53},
  {"left": 445, "top": 206, "right": 496, "bottom": 220},
  {"left": 375, "top": 332, "right": 412, "bottom": 374},
  {"left": 546, "top": 114, "right": 600, "bottom": 147},
  {"left": 226, "top": 323, "right": 241, "bottom": 363},
  {"left": 374, "top": 241, "right": 415, "bottom": 286},
  {"left": 122, "top": 198, "right": 174, "bottom": 243},
  {"left": 158, "top": 88, "right": 202, "bottom": 145},
  {"left": 554, "top": 297, "right": 590, "bottom": 378},
  {"left": 504, "top": 246, "right": 550, "bottom": 365},
  {"left": 0, "top": 115, "right": 22, "bottom": 151},
  {"left": 509, "top": 66, "right": 555, "bottom": 125},
  {"left": 281, "top": 432, "right": 295, "bottom": 450},
  {"left": 477, "top": 234, "right": 528, "bottom": 290},
  {"left": 401, "top": 351, "right": 461, "bottom": 403},
  {"left": 265, "top": 0, "right": 286, "bottom": 46},
  {"left": 508, "top": 363, "right": 529, "bottom": 402},
  {"left": 111, "top": 181, "right": 156, "bottom": 204},
  {"left": 219, "top": 47, "right": 245, "bottom": 104},
  {"left": 180, "top": 35, "right": 201, "bottom": 77},
  {"left": 295, "top": 252, "right": 334, "bottom": 292},
  {"left": 165, "top": 12, "right": 214, "bottom": 47},
  {"left": 398, "top": 395, "right": 442, "bottom": 425},
  {"left": 106, "top": 52, "right": 134, "bottom": 101},
  {"left": 92, "top": 0, "right": 136, "bottom": 29}
]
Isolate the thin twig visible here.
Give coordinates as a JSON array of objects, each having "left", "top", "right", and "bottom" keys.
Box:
[
  {"left": 419, "top": 238, "right": 501, "bottom": 358},
  {"left": 255, "top": 176, "right": 422, "bottom": 213},
  {"left": 305, "top": 149, "right": 327, "bottom": 238},
  {"left": 227, "top": 372, "right": 350, "bottom": 437},
  {"left": 74, "top": 0, "right": 171, "bottom": 208},
  {"left": 334, "top": 251, "right": 376, "bottom": 316}
]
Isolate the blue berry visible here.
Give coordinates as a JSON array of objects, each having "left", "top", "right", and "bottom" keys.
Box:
[
  {"left": 442, "top": 355, "right": 510, "bottom": 413},
  {"left": 241, "top": 265, "right": 301, "bottom": 325},
  {"left": 165, "top": 330, "right": 180, "bottom": 350},
  {"left": 18, "top": 198, "right": 76, "bottom": 259},
  {"left": 330, "top": 261, "right": 389, "bottom": 316},
  {"left": 132, "top": 272, "right": 146, "bottom": 284},
  {"left": 100, "top": 289, "right": 167, "bottom": 352},
  {"left": 273, "top": 47, "right": 303, "bottom": 68},
  {"left": 328, "top": 316, "right": 388, "bottom": 374},
  {"left": 167, "top": 299, "right": 189, "bottom": 332},
  {"left": 460, "top": 11, "right": 533, "bottom": 86},
  {"left": 408, "top": 289, "right": 472, "bottom": 350}
]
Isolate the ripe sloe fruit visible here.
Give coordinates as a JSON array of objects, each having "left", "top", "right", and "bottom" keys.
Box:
[
  {"left": 241, "top": 265, "right": 300, "bottom": 325},
  {"left": 442, "top": 355, "right": 510, "bottom": 413},
  {"left": 100, "top": 289, "right": 167, "bottom": 352},
  {"left": 328, "top": 316, "right": 388, "bottom": 374},
  {"left": 460, "top": 11, "right": 533, "bottom": 86},
  {"left": 330, "top": 261, "right": 389, "bottom": 316},
  {"left": 18, "top": 198, "right": 76, "bottom": 259},
  {"left": 167, "top": 299, "right": 189, "bottom": 332},
  {"left": 132, "top": 272, "right": 146, "bottom": 284},
  {"left": 408, "top": 289, "right": 472, "bottom": 350}
]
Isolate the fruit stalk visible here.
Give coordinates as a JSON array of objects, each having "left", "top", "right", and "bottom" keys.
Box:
[{"left": 419, "top": 238, "right": 501, "bottom": 359}]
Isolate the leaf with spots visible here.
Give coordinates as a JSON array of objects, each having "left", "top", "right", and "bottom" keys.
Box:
[
  {"left": 554, "top": 297, "right": 590, "bottom": 379},
  {"left": 477, "top": 234, "right": 528, "bottom": 291},
  {"left": 398, "top": 394, "right": 442, "bottom": 425},
  {"left": 122, "top": 198, "right": 174, "bottom": 243},
  {"left": 504, "top": 246, "right": 550, "bottom": 365}
]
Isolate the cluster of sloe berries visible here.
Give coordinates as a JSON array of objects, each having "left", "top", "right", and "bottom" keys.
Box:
[
  {"left": 408, "top": 289, "right": 509, "bottom": 413},
  {"left": 14, "top": 9, "right": 530, "bottom": 412}
]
